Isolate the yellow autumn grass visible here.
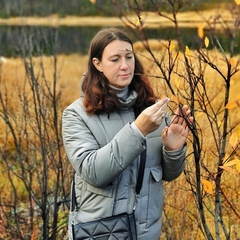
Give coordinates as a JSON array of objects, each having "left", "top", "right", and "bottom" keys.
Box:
[
  {"left": 0, "top": 45, "right": 240, "bottom": 238},
  {"left": 133, "top": 45, "right": 240, "bottom": 238}
]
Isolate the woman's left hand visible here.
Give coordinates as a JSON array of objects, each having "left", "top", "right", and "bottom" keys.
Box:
[{"left": 162, "top": 104, "right": 194, "bottom": 151}]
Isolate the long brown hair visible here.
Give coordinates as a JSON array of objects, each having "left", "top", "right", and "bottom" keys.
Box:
[{"left": 81, "top": 27, "right": 156, "bottom": 115}]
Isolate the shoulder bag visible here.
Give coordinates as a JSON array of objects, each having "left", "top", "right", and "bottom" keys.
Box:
[{"left": 71, "top": 142, "right": 146, "bottom": 240}]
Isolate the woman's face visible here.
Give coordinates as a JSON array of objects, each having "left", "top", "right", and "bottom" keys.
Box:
[{"left": 93, "top": 40, "right": 135, "bottom": 89}]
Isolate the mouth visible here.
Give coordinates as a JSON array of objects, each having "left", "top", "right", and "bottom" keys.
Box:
[{"left": 119, "top": 73, "right": 130, "bottom": 77}]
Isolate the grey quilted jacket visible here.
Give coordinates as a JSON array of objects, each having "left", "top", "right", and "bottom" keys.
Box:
[{"left": 62, "top": 91, "right": 186, "bottom": 240}]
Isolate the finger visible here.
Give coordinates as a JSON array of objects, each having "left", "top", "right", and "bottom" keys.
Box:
[
  {"left": 154, "top": 113, "right": 166, "bottom": 126},
  {"left": 149, "top": 100, "right": 165, "bottom": 116},
  {"left": 180, "top": 105, "right": 189, "bottom": 116},
  {"left": 155, "top": 97, "right": 170, "bottom": 116},
  {"left": 180, "top": 106, "right": 189, "bottom": 126},
  {"left": 171, "top": 107, "right": 182, "bottom": 124},
  {"left": 155, "top": 97, "right": 170, "bottom": 109},
  {"left": 182, "top": 108, "right": 194, "bottom": 131},
  {"left": 182, "top": 109, "right": 190, "bottom": 129},
  {"left": 171, "top": 105, "right": 189, "bottom": 126}
]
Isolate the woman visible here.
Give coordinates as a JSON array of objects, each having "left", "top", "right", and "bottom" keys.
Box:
[{"left": 62, "top": 27, "right": 193, "bottom": 240}]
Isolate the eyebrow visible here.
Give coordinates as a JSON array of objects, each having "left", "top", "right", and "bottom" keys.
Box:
[
  {"left": 118, "top": 49, "right": 133, "bottom": 53},
  {"left": 109, "top": 51, "right": 133, "bottom": 58},
  {"left": 116, "top": 50, "right": 134, "bottom": 55}
]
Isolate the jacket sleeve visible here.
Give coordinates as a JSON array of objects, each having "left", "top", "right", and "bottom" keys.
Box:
[
  {"left": 62, "top": 104, "right": 145, "bottom": 188},
  {"left": 162, "top": 144, "right": 186, "bottom": 181}
]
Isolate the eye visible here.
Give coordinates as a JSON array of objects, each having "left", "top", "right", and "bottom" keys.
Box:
[
  {"left": 111, "top": 58, "right": 119, "bottom": 62},
  {"left": 126, "top": 54, "right": 133, "bottom": 59}
]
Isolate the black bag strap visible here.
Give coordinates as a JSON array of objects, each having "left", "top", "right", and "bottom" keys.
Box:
[
  {"left": 71, "top": 175, "right": 78, "bottom": 211},
  {"left": 71, "top": 143, "right": 146, "bottom": 211},
  {"left": 134, "top": 108, "right": 147, "bottom": 194},
  {"left": 136, "top": 140, "right": 146, "bottom": 194}
]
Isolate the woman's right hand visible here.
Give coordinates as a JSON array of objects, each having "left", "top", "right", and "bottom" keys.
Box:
[{"left": 135, "top": 97, "right": 170, "bottom": 136}]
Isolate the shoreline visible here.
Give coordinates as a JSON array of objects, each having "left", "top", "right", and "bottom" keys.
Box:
[{"left": 0, "top": 9, "right": 233, "bottom": 29}]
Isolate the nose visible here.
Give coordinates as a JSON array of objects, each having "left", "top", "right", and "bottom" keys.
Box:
[{"left": 120, "top": 59, "right": 128, "bottom": 70}]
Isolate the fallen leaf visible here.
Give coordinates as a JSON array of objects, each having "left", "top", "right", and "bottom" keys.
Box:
[
  {"left": 235, "top": 0, "right": 240, "bottom": 5},
  {"left": 223, "top": 159, "right": 239, "bottom": 167},
  {"left": 185, "top": 46, "right": 191, "bottom": 56},
  {"left": 202, "top": 179, "right": 214, "bottom": 194},
  {"left": 225, "top": 102, "right": 237, "bottom": 109},
  {"left": 204, "top": 36, "right": 209, "bottom": 48}
]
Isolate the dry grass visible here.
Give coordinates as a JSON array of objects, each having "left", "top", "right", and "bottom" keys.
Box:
[
  {"left": 0, "top": 45, "right": 240, "bottom": 238},
  {"left": 0, "top": 54, "right": 87, "bottom": 106}
]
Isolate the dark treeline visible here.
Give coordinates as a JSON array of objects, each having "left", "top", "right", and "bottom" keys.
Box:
[
  {"left": 0, "top": 0, "right": 110, "bottom": 17},
  {"left": 0, "top": 0, "right": 230, "bottom": 18}
]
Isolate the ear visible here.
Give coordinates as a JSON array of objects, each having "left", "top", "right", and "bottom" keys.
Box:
[{"left": 92, "top": 58, "right": 102, "bottom": 72}]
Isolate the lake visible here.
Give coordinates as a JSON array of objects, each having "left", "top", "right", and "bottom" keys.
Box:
[{"left": 0, "top": 25, "right": 239, "bottom": 57}]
